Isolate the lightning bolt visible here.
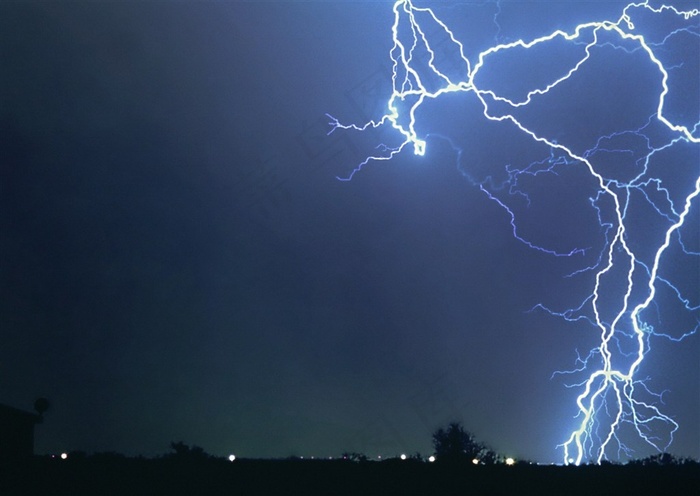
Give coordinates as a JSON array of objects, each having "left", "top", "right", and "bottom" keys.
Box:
[{"left": 328, "top": 1, "right": 699, "bottom": 464}]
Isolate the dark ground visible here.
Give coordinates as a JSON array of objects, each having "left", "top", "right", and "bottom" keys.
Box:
[{"left": 1, "top": 456, "right": 698, "bottom": 495}]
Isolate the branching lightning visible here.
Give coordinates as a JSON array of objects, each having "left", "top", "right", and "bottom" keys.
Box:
[{"left": 328, "top": 1, "right": 699, "bottom": 464}]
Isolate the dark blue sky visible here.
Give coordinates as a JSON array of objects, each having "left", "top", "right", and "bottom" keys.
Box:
[{"left": 1, "top": 1, "right": 698, "bottom": 464}]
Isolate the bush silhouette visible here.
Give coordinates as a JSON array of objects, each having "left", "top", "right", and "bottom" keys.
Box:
[
  {"left": 169, "top": 441, "right": 209, "bottom": 460},
  {"left": 432, "top": 422, "right": 496, "bottom": 463}
]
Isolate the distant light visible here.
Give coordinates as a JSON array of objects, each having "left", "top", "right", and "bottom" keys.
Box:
[
  {"left": 60, "top": 453, "right": 68, "bottom": 460},
  {"left": 377, "top": 455, "right": 382, "bottom": 460},
  {"left": 505, "top": 457, "right": 515, "bottom": 466},
  {"left": 400, "top": 454, "right": 407, "bottom": 460},
  {"left": 428, "top": 456, "right": 436, "bottom": 463},
  {"left": 228, "top": 454, "right": 236, "bottom": 462},
  {"left": 472, "top": 458, "right": 479, "bottom": 465},
  {"left": 568, "top": 458, "right": 574, "bottom": 465}
]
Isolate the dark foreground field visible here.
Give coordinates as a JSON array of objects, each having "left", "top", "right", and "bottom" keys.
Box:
[{"left": 2, "top": 456, "right": 698, "bottom": 495}]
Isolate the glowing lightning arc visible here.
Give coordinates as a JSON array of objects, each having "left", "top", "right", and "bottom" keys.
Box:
[{"left": 328, "top": 1, "right": 699, "bottom": 465}]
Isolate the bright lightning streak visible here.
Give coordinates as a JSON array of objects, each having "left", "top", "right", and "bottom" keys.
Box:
[{"left": 329, "top": 1, "right": 700, "bottom": 464}]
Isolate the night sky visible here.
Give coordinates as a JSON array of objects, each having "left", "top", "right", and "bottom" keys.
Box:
[{"left": 1, "top": 1, "right": 698, "bottom": 464}]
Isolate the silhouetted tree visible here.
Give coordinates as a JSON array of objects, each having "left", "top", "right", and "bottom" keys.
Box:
[
  {"left": 631, "top": 453, "right": 686, "bottom": 466},
  {"left": 477, "top": 447, "right": 499, "bottom": 464},
  {"left": 169, "top": 441, "right": 208, "bottom": 460},
  {"left": 432, "top": 422, "right": 494, "bottom": 463},
  {"left": 34, "top": 398, "right": 49, "bottom": 417},
  {"left": 341, "top": 452, "right": 367, "bottom": 462}
]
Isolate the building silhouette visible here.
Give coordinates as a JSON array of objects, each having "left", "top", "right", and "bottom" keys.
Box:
[{"left": 0, "top": 403, "right": 43, "bottom": 459}]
